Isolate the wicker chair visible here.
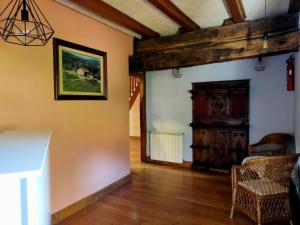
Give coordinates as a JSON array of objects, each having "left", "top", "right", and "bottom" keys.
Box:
[
  {"left": 230, "top": 154, "right": 300, "bottom": 225},
  {"left": 249, "top": 133, "right": 293, "bottom": 156}
]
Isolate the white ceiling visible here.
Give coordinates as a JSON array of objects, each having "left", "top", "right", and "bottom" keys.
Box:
[
  {"left": 171, "top": 0, "right": 229, "bottom": 28},
  {"left": 102, "top": 0, "right": 179, "bottom": 36},
  {"left": 55, "top": 0, "right": 291, "bottom": 38},
  {"left": 243, "top": 0, "right": 289, "bottom": 20}
]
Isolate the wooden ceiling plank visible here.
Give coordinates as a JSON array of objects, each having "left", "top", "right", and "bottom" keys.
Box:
[
  {"left": 223, "top": 0, "right": 246, "bottom": 23},
  {"left": 289, "top": 0, "right": 300, "bottom": 13},
  {"left": 68, "top": 0, "right": 159, "bottom": 39},
  {"left": 147, "top": 0, "right": 200, "bottom": 32}
]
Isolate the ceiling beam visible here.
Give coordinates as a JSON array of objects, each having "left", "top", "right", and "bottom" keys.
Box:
[
  {"left": 223, "top": 0, "right": 246, "bottom": 23},
  {"left": 134, "top": 14, "right": 298, "bottom": 54},
  {"left": 289, "top": 0, "right": 300, "bottom": 13},
  {"left": 222, "top": 18, "right": 234, "bottom": 26},
  {"left": 129, "top": 14, "right": 299, "bottom": 72},
  {"left": 68, "top": 0, "right": 159, "bottom": 39},
  {"left": 147, "top": 0, "right": 200, "bottom": 32}
]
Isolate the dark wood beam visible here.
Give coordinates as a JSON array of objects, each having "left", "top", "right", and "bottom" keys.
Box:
[
  {"left": 222, "top": 18, "right": 234, "bottom": 26},
  {"left": 129, "top": 14, "right": 299, "bottom": 72},
  {"left": 289, "top": 0, "right": 300, "bottom": 13},
  {"left": 139, "top": 73, "right": 147, "bottom": 162},
  {"left": 147, "top": 0, "right": 200, "bottom": 31},
  {"left": 223, "top": 0, "right": 246, "bottom": 23},
  {"left": 68, "top": 0, "right": 159, "bottom": 39},
  {"left": 135, "top": 14, "right": 298, "bottom": 54}
]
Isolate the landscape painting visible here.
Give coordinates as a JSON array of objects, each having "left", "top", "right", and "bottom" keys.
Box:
[{"left": 53, "top": 38, "right": 107, "bottom": 100}]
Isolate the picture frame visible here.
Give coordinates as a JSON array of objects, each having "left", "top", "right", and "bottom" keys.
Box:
[{"left": 53, "top": 38, "right": 107, "bottom": 100}]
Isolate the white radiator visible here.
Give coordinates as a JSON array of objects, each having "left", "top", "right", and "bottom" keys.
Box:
[{"left": 147, "top": 131, "right": 183, "bottom": 163}]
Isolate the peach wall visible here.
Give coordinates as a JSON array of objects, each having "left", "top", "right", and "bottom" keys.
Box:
[{"left": 0, "top": 0, "right": 132, "bottom": 213}]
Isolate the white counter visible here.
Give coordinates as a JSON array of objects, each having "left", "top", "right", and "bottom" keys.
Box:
[{"left": 0, "top": 131, "right": 51, "bottom": 225}]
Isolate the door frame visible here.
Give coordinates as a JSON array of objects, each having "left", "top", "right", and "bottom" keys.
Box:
[{"left": 130, "top": 72, "right": 147, "bottom": 162}]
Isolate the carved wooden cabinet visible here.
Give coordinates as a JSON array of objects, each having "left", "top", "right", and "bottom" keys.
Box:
[{"left": 190, "top": 80, "right": 249, "bottom": 170}]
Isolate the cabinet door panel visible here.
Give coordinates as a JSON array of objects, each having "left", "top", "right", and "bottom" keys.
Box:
[
  {"left": 230, "top": 130, "right": 248, "bottom": 164},
  {"left": 192, "top": 129, "right": 210, "bottom": 168},
  {"left": 208, "top": 129, "right": 232, "bottom": 170}
]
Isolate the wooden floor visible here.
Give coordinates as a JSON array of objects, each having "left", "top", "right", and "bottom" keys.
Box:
[{"left": 58, "top": 138, "right": 287, "bottom": 225}]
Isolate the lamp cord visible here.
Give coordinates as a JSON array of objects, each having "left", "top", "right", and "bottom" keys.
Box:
[
  {"left": 264, "top": 0, "right": 267, "bottom": 31},
  {"left": 22, "top": 0, "right": 26, "bottom": 11}
]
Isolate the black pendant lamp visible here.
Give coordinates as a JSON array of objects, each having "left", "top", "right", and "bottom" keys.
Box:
[
  {"left": 261, "top": 0, "right": 269, "bottom": 53},
  {"left": 0, "top": 0, "right": 54, "bottom": 46},
  {"left": 255, "top": 0, "right": 269, "bottom": 71}
]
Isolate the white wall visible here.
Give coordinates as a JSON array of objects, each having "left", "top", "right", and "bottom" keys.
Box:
[{"left": 147, "top": 54, "right": 294, "bottom": 161}]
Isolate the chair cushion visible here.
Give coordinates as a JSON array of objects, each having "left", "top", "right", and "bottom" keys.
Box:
[
  {"left": 242, "top": 156, "right": 266, "bottom": 165},
  {"left": 238, "top": 179, "right": 288, "bottom": 196},
  {"left": 251, "top": 143, "right": 286, "bottom": 156}
]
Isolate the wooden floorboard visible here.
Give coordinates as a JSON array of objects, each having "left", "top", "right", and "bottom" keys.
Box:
[{"left": 58, "top": 138, "right": 289, "bottom": 225}]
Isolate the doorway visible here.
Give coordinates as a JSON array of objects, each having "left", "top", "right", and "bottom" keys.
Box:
[{"left": 129, "top": 74, "right": 142, "bottom": 165}]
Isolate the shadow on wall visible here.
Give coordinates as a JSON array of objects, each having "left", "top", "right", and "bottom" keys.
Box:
[{"left": 0, "top": 126, "right": 17, "bottom": 134}]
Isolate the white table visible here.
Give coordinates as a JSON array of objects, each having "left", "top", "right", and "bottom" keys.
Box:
[{"left": 0, "top": 131, "right": 51, "bottom": 225}]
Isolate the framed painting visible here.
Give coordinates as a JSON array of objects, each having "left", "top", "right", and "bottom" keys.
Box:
[{"left": 53, "top": 38, "right": 107, "bottom": 100}]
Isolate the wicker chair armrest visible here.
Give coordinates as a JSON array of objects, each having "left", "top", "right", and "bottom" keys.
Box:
[
  {"left": 231, "top": 165, "right": 241, "bottom": 190},
  {"left": 232, "top": 165, "right": 241, "bottom": 171},
  {"left": 236, "top": 161, "right": 263, "bottom": 182}
]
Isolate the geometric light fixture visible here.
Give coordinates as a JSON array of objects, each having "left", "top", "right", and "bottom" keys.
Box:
[
  {"left": 172, "top": 67, "right": 182, "bottom": 78},
  {"left": 255, "top": 55, "right": 266, "bottom": 71},
  {"left": 0, "top": 0, "right": 54, "bottom": 46}
]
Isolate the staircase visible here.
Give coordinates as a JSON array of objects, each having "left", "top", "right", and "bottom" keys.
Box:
[{"left": 129, "top": 76, "right": 140, "bottom": 109}]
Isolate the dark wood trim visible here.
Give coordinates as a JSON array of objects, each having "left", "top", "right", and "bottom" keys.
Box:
[
  {"left": 130, "top": 14, "right": 299, "bottom": 72},
  {"left": 191, "top": 79, "right": 250, "bottom": 88},
  {"left": 52, "top": 174, "right": 132, "bottom": 224},
  {"left": 289, "top": 0, "right": 300, "bottom": 13},
  {"left": 139, "top": 72, "right": 147, "bottom": 162},
  {"left": 130, "top": 136, "right": 141, "bottom": 139},
  {"left": 129, "top": 72, "right": 143, "bottom": 78},
  {"left": 68, "top": 0, "right": 159, "bottom": 39},
  {"left": 147, "top": 0, "right": 200, "bottom": 31},
  {"left": 190, "top": 124, "right": 249, "bottom": 130},
  {"left": 223, "top": 0, "right": 246, "bottom": 23},
  {"left": 146, "top": 158, "right": 192, "bottom": 168}
]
